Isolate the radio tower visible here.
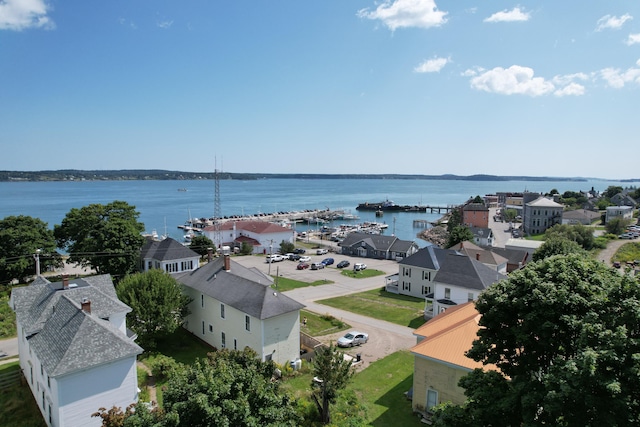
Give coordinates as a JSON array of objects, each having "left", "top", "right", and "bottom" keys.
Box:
[{"left": 213, "top": 157, "right": 222, "bottom": 250}]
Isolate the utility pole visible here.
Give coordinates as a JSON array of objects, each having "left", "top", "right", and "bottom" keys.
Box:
[{"left": 34, "top": 248, "right": 41, "bottom": 276}]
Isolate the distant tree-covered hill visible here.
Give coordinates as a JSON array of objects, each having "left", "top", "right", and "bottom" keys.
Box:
[{"left": 0, "top": 169, "right": 599, "bottom": 182}]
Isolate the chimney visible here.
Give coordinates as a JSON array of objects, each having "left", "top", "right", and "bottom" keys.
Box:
[
  {"left": 222, "top": 246, "right": 231, "bottom": 271},
  {"left": 476, "top": 253, "right": 480, "bottom": 261},
  {"left": 81, "top": 298, "right": 91, "bottom": 314},
  {"left": 62, "top": 274, "right": 69, "bottom": 290},
  {"left": 207, "top": 247, "right": 213, "bottom": 263}
]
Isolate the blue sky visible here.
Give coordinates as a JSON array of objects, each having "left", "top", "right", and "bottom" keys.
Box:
[{"left": 1, "top": 1, "right": 639, "bottom": 179}]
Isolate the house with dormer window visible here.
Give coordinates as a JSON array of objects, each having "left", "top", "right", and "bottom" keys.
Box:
[{"left": 10, "top": 275, "right": 142, "bottom": 427}]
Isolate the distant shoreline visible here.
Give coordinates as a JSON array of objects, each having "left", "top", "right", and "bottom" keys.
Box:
[{"left": 1, "top": 170, "right": 636, "bottom": 183}]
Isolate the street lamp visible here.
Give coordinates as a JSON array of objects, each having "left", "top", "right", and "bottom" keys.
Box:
[{"left": 268, "top": 244, "right": 273, "bottom": 276}]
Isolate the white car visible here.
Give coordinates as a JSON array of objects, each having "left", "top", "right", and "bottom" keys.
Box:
[
  {"left": 316, "top": 248, "right": 328, "bottom": 255},
  {"left": 353, "top": 263, "right": 367, "bottom": 271},
  {"left": 299, "top": 255, "right": 311, "bottom": 262},
  {"left": 337, "top": 331, "right": 369, "bottom": 347},
  {"left": 266, "top": 254, "right": 285, "bottom": 263}
]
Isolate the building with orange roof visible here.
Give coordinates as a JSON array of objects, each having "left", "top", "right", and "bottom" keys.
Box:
[{"left": 410, "top": 302, "right": 499, "bottom": 415}]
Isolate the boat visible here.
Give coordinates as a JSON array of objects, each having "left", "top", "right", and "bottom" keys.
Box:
[
  {"left": 356, "top": 199, "right": 402, "bottom": 211},
  {"left": 375, "top": 209, "right": 383, "bottom": 217}
]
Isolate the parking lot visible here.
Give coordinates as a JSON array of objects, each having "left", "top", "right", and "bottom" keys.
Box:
[{"left": 232, "top": 250, "right": 417, "bottom": 369}]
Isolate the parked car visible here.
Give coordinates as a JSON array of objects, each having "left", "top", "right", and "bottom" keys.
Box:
[
  {"left": 321, "top": 258, "right": 334, "bottom": 266},
  {"left": 293, "top": 248, "right": 307, "bottom": 254},
  {"left": 613, "top": 261, "right": 621, "bottom": 268},
  {"left": 266, "top": 254, "right": 285, "bottom": 263},
  {"left": 337, "top": 331, "right": 369, "bottom": 347},
  {"left": 297, "top": 262, "right": 310, "bottom": 270},
  {"left": 336, "top": 260, "right": 350, "bottom": 268},
  {"left": 353, "top": 263, "right": 367, "bottom": 271},
  {"left": 299, "top": 255, "right": 311, "bottom": 262},
  {"left": 316, "top": 248, "right": 328, "bottom": 255},
  {"left": 311, "top": 262, "right": 325, "bottom": 270},
  {"left": 288, "top": 253, "right": 301, "bottom": 261},
  {"left": 619, "top": 233, "right": 635, "bottom": 239}
]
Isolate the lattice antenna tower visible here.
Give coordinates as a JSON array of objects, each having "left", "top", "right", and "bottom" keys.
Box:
[{"left": 213, "top": 157, "right": 222, "bottom": 249}]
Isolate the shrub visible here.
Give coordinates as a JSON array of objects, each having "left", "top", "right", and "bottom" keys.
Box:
[{"left": 147, "top": 354, "right": 181, "bottom": 381}]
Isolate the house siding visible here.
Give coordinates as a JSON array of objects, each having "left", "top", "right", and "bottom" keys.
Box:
[{"left": 412, "top": 356, "right": 469, "bottom": 413}]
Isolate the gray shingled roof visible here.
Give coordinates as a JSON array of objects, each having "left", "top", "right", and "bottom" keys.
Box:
[
  {"left": 29, "top": 296, "right": 142, "bottom": 377},
  {"left": 399, "top": 246, "right": 505, "bottom": 290},
  {"left": 340, "top": 232, "right": 416, "bottom": 252},
  {"left": 176, "top": 257, "right": 305, "bottom": 320},
  {"left": 141, "top": 237, "right": 200, "bottom": 261},
  {"left": 12, "top": 275, "right": 131, "bottom": 336}
]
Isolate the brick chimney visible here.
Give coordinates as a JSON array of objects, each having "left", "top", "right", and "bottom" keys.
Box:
[
  {"left": 222, "top": 246, "right": 231, "bottom": 271},
  {"left": 62, "top": 274, "right": 69, "bottom": 290},
  {"left": 81, "top": 298, "right": 91, "bottom": 314},
  {"left": 476, "top": 253, "right": 480, "bottom": 261},
  {"left": 207, "top": 248, "right": 213, "bottom": 263}
]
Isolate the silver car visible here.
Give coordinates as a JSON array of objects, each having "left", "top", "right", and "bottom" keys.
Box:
[{"left": 337, "top": 331, "right": 369, "bottom": 347}]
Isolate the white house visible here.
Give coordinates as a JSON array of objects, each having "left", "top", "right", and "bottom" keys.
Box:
[
  {"left": 385, "top": 246, "right": 506, "bottom": 318},
  {"left": 202, "top": 220, "right": 294, "bottom": 255},
  {"left": 10, "top": 275, "right": 143, "bottom": 427},
  {"left": 605, "top": 205, "right": 634, "bottom": 224},
  {"left": 177, "top": 251, "right": 305, "bottom": 366},
  {"left": 140, "top": 237, "right": 200, "bottom": 274}
]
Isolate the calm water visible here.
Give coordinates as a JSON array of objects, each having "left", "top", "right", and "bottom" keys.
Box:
[{"left": 0, "top": 178, "right": 628, "bottom": 246}]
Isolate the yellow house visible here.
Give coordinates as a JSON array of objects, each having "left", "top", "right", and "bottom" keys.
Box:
[{"left": 411, "top": 302, "right": 498, "bottom": 415}]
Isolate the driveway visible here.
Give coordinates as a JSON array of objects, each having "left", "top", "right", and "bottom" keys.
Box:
[{"left": 232, "top": 253, "right": 416, "bottom": 369}]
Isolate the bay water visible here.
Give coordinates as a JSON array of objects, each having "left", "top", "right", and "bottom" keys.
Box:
[{"left": 0, "top": 178, "right": 629, "bottom": 247}]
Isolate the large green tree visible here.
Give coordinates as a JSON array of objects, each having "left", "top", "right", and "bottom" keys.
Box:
[
  {"left": 0, "top": 215, "right": 61, "bottom": 284},
  {"left": 54, "top": 201, "right": 145, "bottom": 280},
  {"left": 543, "top": 223, "right": 596, "bottom": 250},
  {"left": 433, "top": 254, "right": 640, "bottom": 426},
  {"left": 163, "top": 348, "right": 299, "bottom": 426},
  {"left": 311, "top": 343, "right": 355, "bottom": 424},
  {"left": 188, "top": 234, "right": 215, "bottom": 259},
  {"left": 532, "top": 235, "right": 587, "bottom": 262},
  {"left": 116, "top": 269, "right": 191, "bottom": 349},
  {"left": 446, "top": 225, "right": 474, "bottom": 249}
]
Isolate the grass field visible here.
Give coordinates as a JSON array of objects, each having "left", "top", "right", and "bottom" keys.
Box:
[
  {"left": 271, "top": 276, "right": 333, "bottom": 292},
  {"left": 300, "top": 309, "right": 351, "bottom": 336},
  {"left": 340, "top": 268, "right": 386, "bottom": 279},
  {"left": 0, "top": 362, "right": 46, "bottom": 427},
  {"left": 317, "top": 288, "right": 427, "bottom": 329}
]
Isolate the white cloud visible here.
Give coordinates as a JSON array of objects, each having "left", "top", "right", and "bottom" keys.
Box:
[
  {"left": 600, "top": 61, "right": 640, "bottom": 88},
  {"left": 626, "top": 33, "right": 640, "bottom": 45},
  {"left": 467, "top": 65, "right": 557, "bottom": 96},
  {"left": 157, "top": 20, "right": 173, "bottom": 29},
  {"left": 414, "top": 57, "right": 450, "bottom": 73},
  {"left": 552, "top": 72, "right": 590, "bottom": 86},
  {"left": 595, "top": 14, "right": 633, "bottom": 32},
  {"left": 357, "top": 0, "right": 448, "bottom": 31},
  {"left": 484, "top": 7, "right": 530, "bottom": 23},
  {"left": 0, "top": 0, "right": 54, "bottom": 31},
  {"left": 554, "top": 83, "right": 585, "bottom": 97}
]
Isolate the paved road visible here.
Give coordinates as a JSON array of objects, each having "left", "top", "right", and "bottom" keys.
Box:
[
  {"left": 0, "top": 337, "right": 18, "bottom": 364},
  {"left": 233, "top": 252, "right": 416, "bottom": 369}
]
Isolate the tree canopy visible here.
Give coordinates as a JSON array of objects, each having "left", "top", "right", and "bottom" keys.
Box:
[
  {"left": 532, "top": 235, "right": 587, "bottom": 262},
  {"left": 433, "top": 254, "right": 640, "bottom": 426},
  {"left": 163, "top": 348, "right": 299, "bottom": 427},
  {"left": 116, "top": 269, "right": 191, "bottom": 349},
  {"left": 446, "top": 225, "right": 474, "bottom": 249},
  {"left": 311, "top": 343, "right": 355, "bottom": 424},
  {"left": 54, "top": 201, "right": 145, "bottom": 280},
  {"left": 188, "top": 234, "right": 215, "bottom": 259},
  {"left": 544, "top": 223, "right": 596, "bottom": 250},
  {"left": 0, "top": 215, "right": 61, "bottom": 285}
]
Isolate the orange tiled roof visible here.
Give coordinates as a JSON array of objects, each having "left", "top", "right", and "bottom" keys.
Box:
[{"left": 412, "top": 302, "right": 499, "bottom": 372}]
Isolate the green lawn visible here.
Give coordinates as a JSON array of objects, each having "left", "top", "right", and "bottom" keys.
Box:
[
  {"left": 613, "top": 242, "right": 640, "bottom": 265},
  {"left": 300, "top": 310, "right": 350, "bottom": 337},
  {"left": 0, "top": 361, "right": 46, "bottom": 427},
  {"left": 340, "top": 269, "right": 386, "bottom": 279},
  {"left": 0, "top": 293, "right": 16, "bottom": 339},
  {"left": 317, "top": 288, "right": 427, "bottom": 329},
  {"left": 272, "top": 276, "right": 333, "bottom": 292},
  {"left": 280, "top": 351, "right": 422, "bottom": 426}
]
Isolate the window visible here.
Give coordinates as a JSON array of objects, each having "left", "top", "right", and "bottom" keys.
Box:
[
  {"left": 209, "top": 324, "right": 213, "bottom": 333},
  {"left": 47, "top": 376, "right": 50, "bottom": 388},
  {"left": 245, "top": 315, "right": 251, "bottom": 332},
  {"left": 221, "top": 332, "right": 226, "bottom": 348},
  {"left": 402, "top": 282, "right": 411, "bottom": 292},
  {"left": 221, "top": 303, "right": 225, "bottom": 319},
  {"left": 468, "top": 292, "right": 474, "bottom": 302},
  {"left": 234, "top": 338, "right": 237, "bottom": 350},
  {"left": 202, "top": 321, "right": 205, "bottom": 335},
  {"left": 201, "top": 294, "right": 204, "bottom": 308},
  {"left": 427, "top": 389, "right": 438, "bottom": 411},
  {"left": 444, "top": 288, "right": 451, "bottom": 299}
]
